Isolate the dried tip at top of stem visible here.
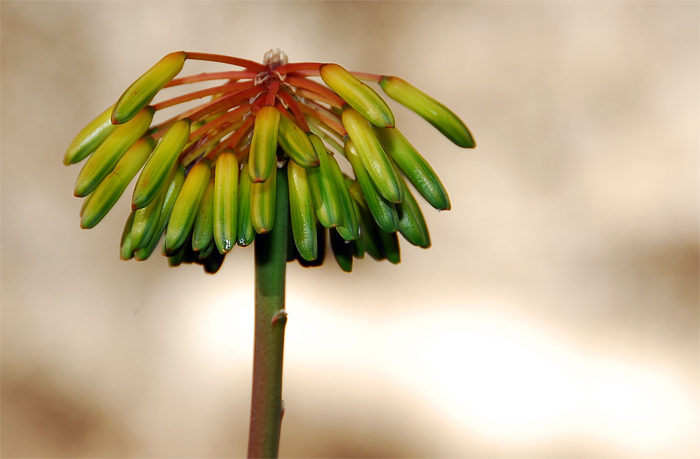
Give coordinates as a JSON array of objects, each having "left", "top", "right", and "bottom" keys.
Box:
[{"left": 263, "top": 48, "right": 288, "bottom": 68}]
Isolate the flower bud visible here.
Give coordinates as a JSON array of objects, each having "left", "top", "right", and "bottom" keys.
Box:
[
  {"left": 213, "top": 152, "right": 239, "bottom": 254},
  {"left": 132, "top": 118, "right": 191, "bottom": 209},
  {"left": 165, "top": 159, "right": 211, "bottom": 253},
  {"left": 306, "top": 134, "right": 343, "bottom": 228},
  {"left": 249, "top": 106, "right": 281, "bottom": 183},
  {"left": 288, "top": 161, "right": 317, "bottom": 261},
  {"left": 74, "top": 107, "right": 154, "bottom": 197},
  {"left": 277, "top": 114, "right": 319, "bottom": 168},
  {"left": 374, "top": 126, "right": 450, "bottom": 210},
  {"left": 112, "top": 51, "right": 186, "bottom": 124},
  {"left": 321, "top": 63, "right": 394, "bottom": 128},
  {"left": 379, "top": 76, "right": 475, "bottom": 148},
  {"left": 63, "top": 105, "right": 117, "bottom": 165},
  {"left": 134, "top": 165, "right": 186, "bottom": 261},
  {"left": 250, "top": 160, "right": 277, "bottom": 233},
  {"left": 344, "top": 139, "right": 399, "bottom": 233},
  {"left": 80, "top": 137, "right": 155, "bottom": 229},
  {"left": 192, "top": 178, "right": 215, "bottom": 252},
  {"left": 342, "top": 107, "right": 403, "bottom": 204},
  {"left": 237, "top": 162, "right": 256, "bottom": 247}
]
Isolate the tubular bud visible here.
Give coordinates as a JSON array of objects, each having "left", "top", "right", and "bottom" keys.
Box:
[
  {"left": 131, "top": 164, "right": 177, "bottom": 251},
  {"left": 237, "top": 162, "right": 256, "bottom": 246},
  {"left": 169, "top": 246, "right": 188, "bottom": 267},
  {"left": 202, "top": 247, "right": 225, "bottom": 274},
  {"left": 320, "top": 63, "right": 394, "bottom": 128},
  {"left": 396, "top": 180, "right": 431, "bottom": 248},
  {"left": 134, "top": 165, "right": 185, "bottom": 261},
  {"left": 197, "top": 240, "right": 215, "bottom": 261},
  {"left": 74, "top": 107, "right": 154, "bottom": 197},
  {"left": 167, "top": 245, "right": 186, "bottom": 267},
  {"left": 180, "top": 233, "right": 198, "bottom": 264},
  {"left": 349, "top": 183, "right": 385, "bottom": 261},
  {"left": 112, "top": 51, "right": 187, "bottom": 124},
  {"left": 374, "top": 126, "right": 451, "bottom": 210},
  {"left": 80, "top": 137, "right": 155, "bottom": 229},
  {"left": 277, "top": 114, "right": 319, "bottom": 168},
  {"left": 379, "top": 76, "right": 475, "bottom": 148},
  {"left": 288, "top": 161, "right": 317, "bottom": 261},
  {"left": 250, "top": 161, "right": 277, "bottom": 233},
  {"left": 165, "top": 159, "right": 211, "bottom": 253},
  {"left": 192, "top": 178, "right": 215, "bottom": 252},
  {"left": 327, "top": 154, "right": 360, "bottom": 241},
  {"left": 330, "top": 228, "right": 353, "bottom": 272},
  {"left": 306, "top": 134, "right": 343, "bottom": 228},
  {"left": 213, "top": 151, "right": 239, "bottom": 254},
  {"left": 132, "top": 118, "right": 191, "bottom": 210},
  {"left": 352, "top": 237, "right": 365, "bottom": 260},
  {"left": 120, "top": 211, "right": 137, "bottom": 261},
  {"left": 249, "top": 106, "right": 281, "bottom": 183},
  {"left": 378, "top": 229, "right": 401, "bottom": 264},
  {"left": 297, "top": 221, "right": 326, "bottom": 268},
  {"left": 64, "top": 105, "right": 117, "bottom": 165},
  {"left": 344, "top": 139, "right": 399, "bottom": 233},
  {"left": 131, "top": 192, "right": 164, "bottom": 251},
  {"left": 342, "top": 107, "right": 403, "bottom": 204},
  {"left": 346, "top": 189, "right": 365, "bottom": 260}
]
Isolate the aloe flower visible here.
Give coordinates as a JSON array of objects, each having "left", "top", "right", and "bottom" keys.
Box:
[{"left": 63, "top": 48, "right": 475, "bottom": 457}]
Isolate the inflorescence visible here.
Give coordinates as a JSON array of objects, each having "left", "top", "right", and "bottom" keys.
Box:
[{"left": 64, "top": 48, "right": 476, "bottom": 273}]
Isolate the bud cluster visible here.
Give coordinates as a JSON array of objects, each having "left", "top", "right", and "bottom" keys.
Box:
[{"left": 64, "top": 49, "right": 475, "bottom": 273}]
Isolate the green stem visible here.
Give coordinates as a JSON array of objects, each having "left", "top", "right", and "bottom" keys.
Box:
[{"left": 248, "top": 165, "right": 289, "bottom": 459}]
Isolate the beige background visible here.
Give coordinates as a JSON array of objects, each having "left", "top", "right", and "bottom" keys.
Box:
[{"left": 2, "top": 1, "right": 698, "bottom": 457}]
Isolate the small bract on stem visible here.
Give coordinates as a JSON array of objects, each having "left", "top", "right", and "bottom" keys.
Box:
[{"left": 63, "top": 48, "right": 476, "bottom": 458}]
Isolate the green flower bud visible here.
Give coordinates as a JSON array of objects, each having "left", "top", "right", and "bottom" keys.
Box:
[
  {"left": 321, "top": 63, "right": 394, "bottom": 128},
  {"left": 112, "top": 51, "right": 186, "bottom": 124},
  {"left": 379, "top": 76, "right": 475, "bottom": 148}
]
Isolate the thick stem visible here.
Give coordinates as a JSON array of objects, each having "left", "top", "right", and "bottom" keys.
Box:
[{"left": 248, "top": 165, "right": 289, "bottom": 459}]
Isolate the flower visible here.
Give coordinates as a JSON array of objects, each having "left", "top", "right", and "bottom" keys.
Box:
[{"left": 65, "top": 48, "right": 475, "bottom": 273}]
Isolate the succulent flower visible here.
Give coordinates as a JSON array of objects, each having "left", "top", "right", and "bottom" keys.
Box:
[{"left": 65, "top": 48, "right": 476, "bottom": 273}]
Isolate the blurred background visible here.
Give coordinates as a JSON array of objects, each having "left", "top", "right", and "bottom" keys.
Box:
[{"left": 2, "top": 1, "right": 698, "bottom": 457}]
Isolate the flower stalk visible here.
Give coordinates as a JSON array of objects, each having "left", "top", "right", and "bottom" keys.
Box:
[{"left": 249, "top": 165, "right": 289, "bottom": 458}]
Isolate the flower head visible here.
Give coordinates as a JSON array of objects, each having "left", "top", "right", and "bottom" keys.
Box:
[{"left": 65, "top": 49, "right": 475, "bottom": 273}]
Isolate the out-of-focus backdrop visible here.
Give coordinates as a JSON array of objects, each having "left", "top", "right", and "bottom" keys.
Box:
[{"left": 2, "top": 1, "right": 698, "bottom": 457}]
